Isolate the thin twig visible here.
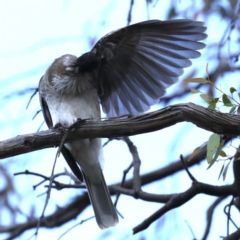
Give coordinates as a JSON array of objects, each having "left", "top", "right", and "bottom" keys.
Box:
[
  {"left": 102, "top": 137, "right": 121, "bottom": 147},
  {"left": 202, "top": 196, "right": 227, "bottom": 240},
  {"left": 114, "top": 161, "right": 133, "bottom": 207},
  {"left": 26, "top": 88, "right": 39, "bottom": 109},
  {"left": 34, "top": 150, "right": 60, "bottom": 239},
  {"left": 122, "top": 137, "right": 141, "bottom": 194},
  {"left": 32, "top": 110, "right": 42, "bottom": 120},
  {"left": 37, "top": 121, "right": 45, "bottom": 132},
  {"left": 224, "top": 197, "right": 238, "bottom": 236},
  {"left": 184, "top": 220, "right": 197, "bottom": 240},
  {"left": 180, "top": 154, "right": 197, "bottom": 182},
  {"left": 57, "top": 216, "right": 94, "bottom": 240},
  {"left": 127, "top": 0, "right": 134, "bottom": 26},
  {"left": 56, "top": 119, "right": 86, "bottom": 159}
]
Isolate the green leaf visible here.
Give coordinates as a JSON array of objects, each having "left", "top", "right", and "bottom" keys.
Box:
[
  {"left": 207, "top": 134, "right": 220, "bottom": 163},
  {"left": 219, "top": 6, "right": 228, "bottom": 17},
  {"left": 200, "top": 94, "right": 211, "bottom": 104},
  {"left": 207, "top": 137, "right": 225, "bottom": 170},
  {"left": 218, "top": 163, "right": 225, "bottom": 180},
  {"left": 219, "top": 150, "right": 227, "bottom": 157},
  {"left": 191, "top": 88, "right": 201, "bottom": 93},
  {"left": 222, "top": 94, "right": 233, "bottom": 106},
  {"left": 222, "top": 160, "right": 231, "bottom": 181},
  {"left": 229, "top": 105, "right": 237, "bottom": 114},
  {"left": 208, "top": 98, "right": 219, "bottom": 109},
  {"left": 185, "top": 78, "right": 208, "bottom": 83},
  {"left": 208, "top": 102, "right": 216, "bottom": 110},
  {"left": 230, "top": 87, "right": 237, "bottom": 94},
  {"left": 167, "top": 7, "right": 177, "bottom": 19},
  {"left": 212, "top": 97, "right": 220, "bottom": 103}
]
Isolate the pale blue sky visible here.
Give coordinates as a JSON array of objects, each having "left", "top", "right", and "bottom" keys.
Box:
[{"left": 0, "top": 1, "right": 239, "bottom": 240}]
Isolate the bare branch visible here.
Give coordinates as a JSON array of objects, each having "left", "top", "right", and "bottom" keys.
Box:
[
  {"left": 3, "top": 130, "right": 233, "bottom": 238},
  {"left": 122, "top": 137, "right": 141, "bottom": 193},
  {"left": 57, "top": 216, "right": 94, "bottom": 240},
  {"left": 180, "top": 154, "right": 197, "bottom": 182},
  {"left": 1, "top": 103, "right": 240, "bottom": 160},
  {"left": 225, "top": 228, "right": 240, "bottom": 240},
  {"left": 0, "top": 194, "right": 90, "bottom": 240},
  {"left": 127, "top": 0, "right": 134, "bottom": 25},
  {"left": 133, "top": 182, "right": 236, "bottom": 234},
  {"left": 1, "top": 166, "right": 235, "bottom": 238},
  {"left": 0, "top": 142, "right": 209, "bottom": 238},
  {"left": 26, "top": 88, "right": 38, "bottom": 109},
  {"left": 202, "top": 196, "right": 227, "bottom": 240},
  {"left": 114, "top": 161, "right": 133, "bottom": 207}
]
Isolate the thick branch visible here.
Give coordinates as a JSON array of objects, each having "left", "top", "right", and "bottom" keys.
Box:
[
  {"left": 133, "top": 182, "right": 236, "bottom": 234},
  {"left": 0, "top": 193, "right": 90, "bottom": 239},
  {"left": 0, "top": 146, "right": 207, "bottom": 236},
  {"left": 1, "top": 103, "right": 239, "bottom": 159},
  {"left": 0, "top": 141, "right": 233, "bottom": 238}
]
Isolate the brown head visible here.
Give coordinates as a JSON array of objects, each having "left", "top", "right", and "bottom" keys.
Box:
[{"left": 45, "top": 53, "right": 100, "bottom": 95}]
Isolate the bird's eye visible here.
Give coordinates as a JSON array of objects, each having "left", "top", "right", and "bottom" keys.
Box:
[{"left": 66, "top": 65, "right": 77, "bottom": 72}]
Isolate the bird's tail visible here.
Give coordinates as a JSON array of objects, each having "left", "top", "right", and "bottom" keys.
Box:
[{"left": 83, "top": 170, "right": 119, "bottom": 229}]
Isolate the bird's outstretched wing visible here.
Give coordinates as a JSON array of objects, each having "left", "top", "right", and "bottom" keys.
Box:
[
  {"left": 92, "top": 19, "right": 207, "bottom": 117},
  {"left": 38, "top": 77, "right": 83, "bottom": 182}
]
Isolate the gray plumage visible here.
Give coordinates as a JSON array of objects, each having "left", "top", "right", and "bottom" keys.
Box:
[
  {"left": 38, "top": 19, "right": 207, "bottom": 229},
  {"left": 39, "top": 56, "right": 118, "bottom": 228}
]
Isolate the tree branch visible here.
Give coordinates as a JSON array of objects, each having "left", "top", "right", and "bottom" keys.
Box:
[
  {"left": 225, "top": 228, "right": 240, "bottom": 240},
  {"left": 122, "top": 137, "right": 141, "bottom": 193},
  {"left": 132, "top": 182, "right": 236, "bottom": 234},
  {"left": 202, "top": 196, "right": 227, "bottom": 240},
  {"left": 0, "top": 103, "right": 239, "bottom": 159},
  {"left": 0, "top": 194, "right": 90, "bottom": 240},
  {"left": 0, "top": 141, "right": 231, "bottom": 238}
]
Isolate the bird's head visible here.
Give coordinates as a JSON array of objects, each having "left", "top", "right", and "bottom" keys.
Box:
[
  {"left": 48, "top": 54, "right": 79, "bottom": 79},
  {"left": 46, "top": 53, "right": 100, "bottom": 94}
]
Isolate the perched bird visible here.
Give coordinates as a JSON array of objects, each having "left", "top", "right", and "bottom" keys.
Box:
[{"left": 38, "top": 19, "right": 207, "bottom": 229}]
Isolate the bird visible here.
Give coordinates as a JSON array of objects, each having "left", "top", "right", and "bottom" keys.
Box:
[{"left": 38, "top": 19, "right": 207, "bottom": 229}]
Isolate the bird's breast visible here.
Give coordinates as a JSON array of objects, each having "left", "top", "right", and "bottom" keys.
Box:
[{"left": 46, "top": 88, "right": 100, "bottom": 127}]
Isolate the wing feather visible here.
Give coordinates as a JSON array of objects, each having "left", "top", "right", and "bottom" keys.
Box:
[{"left": 92, "top": 19, "right": 207, "bottom": 117}]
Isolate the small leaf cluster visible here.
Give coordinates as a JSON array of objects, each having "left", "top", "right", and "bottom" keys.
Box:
[
  {"left": 186, "top": 76, "right": 240, "bottom": 180},
  {"left": 186, "top": 78, "right": 239, "bottom": 113}
]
